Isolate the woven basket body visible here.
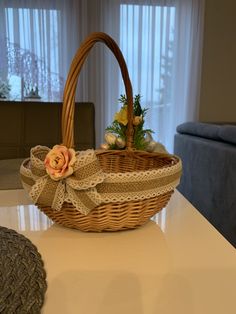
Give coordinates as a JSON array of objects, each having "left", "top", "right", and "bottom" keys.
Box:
[
  {"left": 20, "top": 32, "right": 181, "bottom": 232},
  {"left": 40, "top": 192, "right": 172, "bottom": 232}
]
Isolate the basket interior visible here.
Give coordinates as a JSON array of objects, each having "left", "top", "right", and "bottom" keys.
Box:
[{"left": 96, "top": 150, "right": 176, "bottom": 173}]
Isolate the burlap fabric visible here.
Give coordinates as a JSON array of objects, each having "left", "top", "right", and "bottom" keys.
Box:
[
  {"left": 21, "top": 146, "right": 105, "bottom": 215},
  {"left": 0, "top": 226, "right": 47, "bottom": 313},
  {"left": 20, "top": 146, "right": 182, "bottom": 216}
]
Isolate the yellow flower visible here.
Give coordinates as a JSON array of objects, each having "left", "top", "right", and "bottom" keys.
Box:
[{"left": 114, "top": 106, "right": 128, "bottom": 126}]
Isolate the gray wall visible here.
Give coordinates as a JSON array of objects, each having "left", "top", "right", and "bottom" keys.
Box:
[{"left": 199, "top": 0, "right": 236, "bottom": 122}]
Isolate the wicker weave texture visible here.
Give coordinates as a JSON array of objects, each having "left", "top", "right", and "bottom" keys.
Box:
[
  {"left": 39, "top": 191, "right": 172, "bottom": 232},
  {"left": 96, "top": 149, "right": 175, "bottom": 172},
  {"left": 0, "top": 226, "right": 47, "bottom": 313},
  {"left": 36, "top": 149, "right": 179, "bottom": 231},
  {"left": 21, "top": 32, "right": 182, "bottom": 232},
  {"left": 62, "top": 32, "right": 134, "bottom": 149}
]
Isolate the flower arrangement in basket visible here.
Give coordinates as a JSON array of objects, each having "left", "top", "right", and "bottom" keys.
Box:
[
  {"left": 20, "top": 32, "right": 182, "bottom": 232},
  {"left": 101, "top": 94, "right": 168, "bottom": 154}
]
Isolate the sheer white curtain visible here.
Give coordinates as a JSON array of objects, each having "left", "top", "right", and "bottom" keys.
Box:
[
  {"left": 0, "top": 0, "right": 90, "bottom": 101},
  {"left": 0, "top": 0, "right": 205, "bottom": 151},
  {"left": 169, "top": 0, "right": 205, "bottom": 151},
  {"left": 119, "top": 1, "right": 177, "bottom": 151},
  {"left": 0, "top": 1, "right": 63, "bottom": 100},
  {"left": 63, "top": 0, "right": 205, "bottom": 151},
  {"left": 118, "top": 0, "right": 205, "bottom": 152}
]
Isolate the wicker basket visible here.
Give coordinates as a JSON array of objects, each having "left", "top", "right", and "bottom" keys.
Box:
[{"left": 20, "top": 32, "right": 182, "bottom": 232}]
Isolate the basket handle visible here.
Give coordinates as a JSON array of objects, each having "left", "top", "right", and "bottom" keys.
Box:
[{"left": 62, "top": 32, "right": 134, "bottom": 149}]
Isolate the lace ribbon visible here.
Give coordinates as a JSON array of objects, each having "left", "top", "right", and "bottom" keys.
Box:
[
  {"left": 21, "top": 146, "right": 182, "bottom": 215},
  {"left": 20, "top": 146, "right": 105, "bottom": 215}
]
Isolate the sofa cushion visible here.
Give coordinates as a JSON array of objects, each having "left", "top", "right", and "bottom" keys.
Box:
[
  {"left": 176, "top": 122, "right": 221, "bottom": 141},
  {"left": 219, "top": 125, "right": 236, "bottom": 145},
  {"left": 0, "top": 101, "right": 95, "bottom": 159},
  {"left": 174, "top": 132, "right": 236, "bottom": 247},
  {"left": 0, "top": 101, "right": 96, "bottom": 190},
  {"left": 0, "top": 159, "right": 24, "bottom": 190}
]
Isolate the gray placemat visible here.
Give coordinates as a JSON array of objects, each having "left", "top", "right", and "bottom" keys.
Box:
[{"left": 0, "top": 226, "right": 47, "bottom": 313}]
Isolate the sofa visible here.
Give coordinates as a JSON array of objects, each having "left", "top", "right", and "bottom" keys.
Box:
[
  {"left": 0, "top": 101, "right": 95, "bottom": 190},
  {"left": 174, "top": 122, "right": 236, "bottom": 247}
]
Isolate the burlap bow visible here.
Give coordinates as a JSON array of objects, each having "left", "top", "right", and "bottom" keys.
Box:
[{"left": 21, "top": 146, "right": 105, "bottom": 215}]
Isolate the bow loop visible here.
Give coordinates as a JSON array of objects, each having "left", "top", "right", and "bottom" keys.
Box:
[{"left": 21, "top": 146, "right": 105, "bottom": 214}]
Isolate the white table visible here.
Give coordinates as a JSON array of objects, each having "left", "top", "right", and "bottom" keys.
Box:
[{"left": 0, "top": 189, "right": 235, "bottom": 314}]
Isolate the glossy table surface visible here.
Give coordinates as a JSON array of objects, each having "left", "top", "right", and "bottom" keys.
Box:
[{"left": 0, "top": 189, "right": 235, "bottom": 314}]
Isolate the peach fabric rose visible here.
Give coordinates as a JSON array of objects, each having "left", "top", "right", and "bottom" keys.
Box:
[{"left": 44, "top": 145, "right": 76, "bottom": 181}]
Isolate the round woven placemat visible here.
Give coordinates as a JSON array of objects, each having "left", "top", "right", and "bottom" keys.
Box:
[{"left": 0, "top": 226, "right": 47, "bottom": 313}]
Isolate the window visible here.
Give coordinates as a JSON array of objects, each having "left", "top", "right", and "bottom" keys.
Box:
[
  {"left": 0, "top": 0, "right": 204, "bottom": 152},
  {"left": 120, "top": 3, "right": 175, "bottom": 146},
  {"left": 0, "top": 4, "right": 63, "bottom": 101}
]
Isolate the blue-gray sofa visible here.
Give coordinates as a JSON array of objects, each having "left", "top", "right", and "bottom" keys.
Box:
[{"left": 174, "top": 122, "right": 236, "bottom": 247}]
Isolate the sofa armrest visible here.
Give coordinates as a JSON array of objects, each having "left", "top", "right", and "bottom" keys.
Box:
[
  {"left": 0, "top": 101, "right": 95, "bottom": 159},
  {"left": 174, "top": 132, "right": 236, "bottom": 247},
  {"left": 177, "top": 122, "right": 236, "bottom": 145},
  {"left": 0, "top": 159, "right": 24, "bottom": 190}
]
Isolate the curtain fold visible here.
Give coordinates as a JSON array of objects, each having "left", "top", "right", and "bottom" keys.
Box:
[
  {"left": 169, "top": 0, "right": 205, "bottom": 151},
  {"left": 0, "top": 0, "right": 205, "bottom": 151}
]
